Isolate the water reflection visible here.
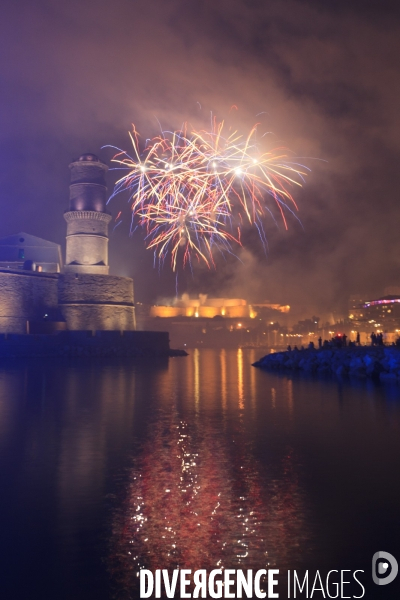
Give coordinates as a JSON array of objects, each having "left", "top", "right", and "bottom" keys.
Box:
[
  {"left": 0, "top": 352, "right": 400, "bottom": 600},
  {"left": 110, "top": 350, "right": 308, "bottom": 597},
  {"left": 0, "top": 358, "right": 169, "bottom": 600},
  {"left": 220, "top": 348, "right": 227, "bottom": 412},
  {"left": 194, "top": 348, "right": 200, "bottom": 412}
]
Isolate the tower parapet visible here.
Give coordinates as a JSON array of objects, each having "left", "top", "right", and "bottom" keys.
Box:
[{"left": 64, "top": 154, "right": 112, "bottom": 274}]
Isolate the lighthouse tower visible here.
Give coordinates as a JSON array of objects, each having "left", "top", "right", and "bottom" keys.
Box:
[
  {"left": 59, "top": 153, "right": 136, "bottom": 331},
  {"left": 64, "top": 153, "right": 112, "bottom": 274}
]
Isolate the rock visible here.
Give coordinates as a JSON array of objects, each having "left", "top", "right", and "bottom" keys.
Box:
[
  {"left": 253, "top": 346, "right": 400, "bottom": 382},
  {"left": 379, "top": 372, "right": 398, "bottom": 382}
]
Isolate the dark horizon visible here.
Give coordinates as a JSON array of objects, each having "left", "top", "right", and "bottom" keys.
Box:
[{"left": 1, "top": 0, "right": 400, "bottom": 320}]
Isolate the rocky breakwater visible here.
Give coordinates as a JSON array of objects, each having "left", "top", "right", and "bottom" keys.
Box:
[{"left": 253, "top": 346, "right": 400, "bottom": 381}]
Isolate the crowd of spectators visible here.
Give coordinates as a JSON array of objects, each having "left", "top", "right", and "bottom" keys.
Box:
[{"left": 286, "top": 331, "right": 400, "bottom": 352}]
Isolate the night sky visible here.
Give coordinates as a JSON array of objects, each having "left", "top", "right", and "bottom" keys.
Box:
[{"left": 1, "top": 0, "right": 400, "bottom": 320}]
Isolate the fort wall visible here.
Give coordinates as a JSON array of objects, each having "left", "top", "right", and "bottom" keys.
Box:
[
  {"left": 58, "top": 273, "right": 135, "bottom": 330},
  {"left": 58, "top": 273, "right": 134, "bottom": 304},
  {"left": 60, "top": 305, "right": 135, "bottom": 331},
  {"left": 0, "top": 270, "right": 58, "bottom": 334}
]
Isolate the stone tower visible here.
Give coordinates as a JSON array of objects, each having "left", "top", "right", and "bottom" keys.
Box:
[
  {"left": 59, "top": 153, "right": 136, "bottom": 331},
  {"left": 64, "top": 153, "right": 112, "bottom": 274}
]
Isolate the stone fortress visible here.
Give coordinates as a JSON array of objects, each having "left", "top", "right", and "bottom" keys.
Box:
[{"left": 0, "top": 154, "right": 136, "bottom": 335}]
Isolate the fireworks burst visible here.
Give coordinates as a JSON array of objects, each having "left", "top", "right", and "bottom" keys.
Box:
[{"left": 108, "top": 120, "right": 308, "bottom": 270}]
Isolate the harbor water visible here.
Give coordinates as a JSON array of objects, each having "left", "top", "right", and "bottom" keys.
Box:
[{"left": 0, "top": 349, "right": 399, "bottom": 599}]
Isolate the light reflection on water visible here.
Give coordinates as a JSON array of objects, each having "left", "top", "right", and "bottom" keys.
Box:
[
  {"left": 0, "top": 350, "right": 400, "bottom": 600},
  {"left": 111, "top": 412, "right": 306, "bottom": 577},
  {"left": 110, "top": 349, "right": 309, "bottom": 596}
]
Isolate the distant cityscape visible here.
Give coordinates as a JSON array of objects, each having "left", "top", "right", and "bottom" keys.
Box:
[{"left": 137, "top": 286, "right": 400, "bottom": 349}]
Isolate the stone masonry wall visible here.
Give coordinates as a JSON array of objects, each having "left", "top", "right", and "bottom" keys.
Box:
[
  {"left": 0, "top": 270, "right": 58, "bottom": 333},
  {"left": 65, "top": 215, "right": 109, "bottom": 236},
  {"left": 60, "top": 304, "right": 136, "bottom": 331},
  {"left": 65, "top": 233, "right": 109, "bottom": 266},
  {"left": 64, "top": 211, "right": 111, "bottom": 269},
  {"left": 58, "top": 273, "right": 134, "bottom": 304},
  {"left": 58, "top": 273, "right": 135, "bottom": 331}
]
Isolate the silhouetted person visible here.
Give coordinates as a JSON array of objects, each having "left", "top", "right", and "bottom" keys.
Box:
[
  {"left": 356, "top": 332, "right": 360, "bottom": 345},
  {"left": 287, "top": 345, "right": 292, "bottom": 352},
  {"left": 343, "top": 334, "right": 347, "bottom": 347},
  {"left": 318, "top": 336, "right": 322, "bottom": 348},
  {"left": 308, "top": 341, "right": 315, "bottom": 349},
  {"left": 334, "top": 335, "right": 342, "bottom": 348}
]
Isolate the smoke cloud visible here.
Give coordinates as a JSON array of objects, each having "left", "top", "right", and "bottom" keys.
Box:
[{"left": 1, "top": 0, "right": 399, "bottom": 318}]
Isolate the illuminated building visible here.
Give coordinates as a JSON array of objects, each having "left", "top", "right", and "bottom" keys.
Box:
[
  {"left": 141, "top": 296, "right": 290, "bottom": 348},
  {"left": 64, "top": 154, "right": 111, "bottom": 275},
  {"left": 150, "top": 295, "right": 289, "bottom": 320},
  {"left": 0, "top": 154, "right": 136, "bottom": 334},
  {"left": 349, "top": 291, "right": 400, "bottom": 331},
  {"left": 0, "top": 232, "right": 62, "bottom": 272},
  {"left": 59, "top": 154, "right": 135, "bottom": 331},
  {"left": 348, "top": 294, "right": 368, "bottom": 321}
]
